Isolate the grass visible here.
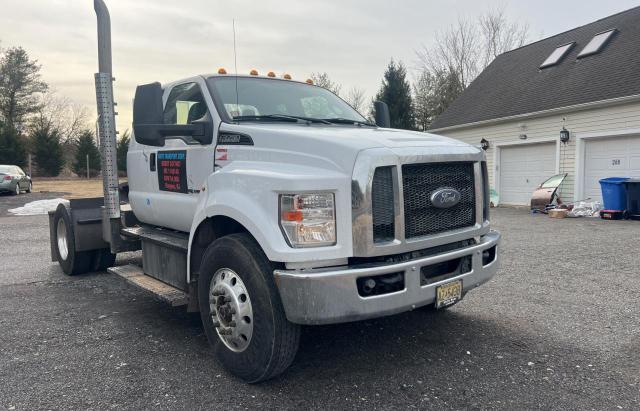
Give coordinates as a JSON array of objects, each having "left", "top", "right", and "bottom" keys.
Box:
[{"left": 33, "top": 178, "right": 113, "bottom": 199}]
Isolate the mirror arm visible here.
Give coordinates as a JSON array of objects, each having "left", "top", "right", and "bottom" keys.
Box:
[{"left": 158, "top": 124, "right": 202, "bottom": 136}]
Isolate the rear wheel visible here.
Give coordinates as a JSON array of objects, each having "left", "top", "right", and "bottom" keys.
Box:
[
  {"left": 53, "top": 204, "right": 93, "bottom": 276},
  {"left": 12, "top": 183, "right": 19, "bottom": 195},
  {"left": 198, "top": 233, "right": 300, "bottom": 383}
]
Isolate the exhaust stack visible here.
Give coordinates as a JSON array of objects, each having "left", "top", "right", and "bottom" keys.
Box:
[{"left": 94, "top": 0, "right": 121, "bottom": 250}]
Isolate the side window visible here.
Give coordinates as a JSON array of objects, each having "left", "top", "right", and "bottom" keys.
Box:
[{"left": 163, "top": 82, "right": 209, "bottom": 125}]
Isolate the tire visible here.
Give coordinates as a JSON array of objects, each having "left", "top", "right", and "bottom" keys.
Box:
[
  {"left": 53, "top": 204, "right": 94, "bottom": 276},
  {"left": 26, "top": 182, "right": 32, "bottom": 193},
  {"left": 12, "top": 183, "right": 19, "bottom": 195},
  {"left": 198, "top": 233, "right": 300, "bottom": 383},
  {"left": 92, "top": 248, "right": 117, "bottom": 272}
]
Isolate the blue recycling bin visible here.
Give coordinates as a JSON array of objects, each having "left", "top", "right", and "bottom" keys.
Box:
[{"left": 599, "top": 177, "right": 629, "bottom": 211}]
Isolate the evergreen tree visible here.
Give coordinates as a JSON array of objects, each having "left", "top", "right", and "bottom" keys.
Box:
[
  {"left": 117, "top": 129, "right": 130, "bottom": 175},
  {"left": 31, "top": 123, "right": 64, "bottom": 176},
  {"left": 0, "top": 123, "right": 27, "bottom": 166},
  {"left": 0, "top": 47, "right": 48, "bottom": 130},
  {"left": 374, "top": 60, "right": 415, "bottom": 130},
  {"left": 74, "top": 130, "right": 101, "bottom": 177}
]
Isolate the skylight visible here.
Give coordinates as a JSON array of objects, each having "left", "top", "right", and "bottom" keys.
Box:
[
  {"left": 540, "top": 42, "right": 574, "bottom": 68},
  {"left": 578, "top": 29, "right": 616, "bottom": 58}
]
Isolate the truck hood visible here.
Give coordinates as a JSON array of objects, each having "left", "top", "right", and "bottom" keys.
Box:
[{"left": 218, "top": 123, "right": 481, "bottom": 174}]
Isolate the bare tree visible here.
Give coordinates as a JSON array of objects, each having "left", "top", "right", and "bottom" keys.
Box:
[
  {"left": 31, "top": 92, "right": 89, "bottom": 143},
  {"left": 413, "top": 69, "right": 463, "bottom": 131},
  {"left": 344, "top": 86, "right": 366, "bottom": 113},
  {"left": 417, "top": 7, "right": 529, "bottom": 88},
  {"left": 414, "top": 6, "right": 529, "bottom": 127},
  {"left": 417, "top": 17, "right": 480, "bottom": 89},
  {"left": 479, "top": 7, "right": 529, "bottom": 68},
  {"left": 309, "top": 72, "right": 342, "bottom": 96}
]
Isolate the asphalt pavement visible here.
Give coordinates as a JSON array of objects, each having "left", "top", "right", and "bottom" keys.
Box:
[{"left": 0, "top": 195, "right": 638, "bottom": 410}]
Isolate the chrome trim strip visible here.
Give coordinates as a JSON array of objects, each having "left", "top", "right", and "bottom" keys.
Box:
[
  {"left": 474, "top": 162, "right": 483, "bottom": 226},
  {"left": 352, "top": 146, "right": 486, "bottom": 257}
]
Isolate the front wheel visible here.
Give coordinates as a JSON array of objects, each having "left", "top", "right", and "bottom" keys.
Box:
[
  {"left": 198, "top": 233, "right": 300, "bottom": 383},
  {"left": 26, "top": 182, "right": 32, "bottom": 193}
]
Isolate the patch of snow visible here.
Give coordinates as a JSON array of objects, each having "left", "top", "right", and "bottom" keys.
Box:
[{"left": 8, "top": 198, "right": 68, "bottom": 216}]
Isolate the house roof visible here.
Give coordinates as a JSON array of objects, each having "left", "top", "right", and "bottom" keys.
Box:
[{"left": 430, "top": 6, "right": 640, "bottom": 130}]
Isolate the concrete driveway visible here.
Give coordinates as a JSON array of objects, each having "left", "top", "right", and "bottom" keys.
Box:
[{"left": 0, "top": 204, "right": 638, "bottom": 410}]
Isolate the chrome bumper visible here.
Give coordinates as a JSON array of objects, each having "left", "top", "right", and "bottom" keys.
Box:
[{"left": 274, "top": 231, "right": 500, "bottom": 325}]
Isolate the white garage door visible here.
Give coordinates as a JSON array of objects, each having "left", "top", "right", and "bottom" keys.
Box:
[
  {"left": 499, "top": 142, "right": 557, "bottom": 205},
  {"left": 584, "top": 135, "right": 640, "bottom": 202}
]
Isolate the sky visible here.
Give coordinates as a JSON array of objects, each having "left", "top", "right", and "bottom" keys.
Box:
[{"left": 2, "top": 0, "right": 639, "bottom": 131}]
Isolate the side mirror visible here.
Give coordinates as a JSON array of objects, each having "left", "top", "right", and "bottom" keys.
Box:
[
  {"left": 373, "top": 101, "right": 390, "bottom": 128},
  {"left": 133, "top": 82, "right": 214, "bottom": 146},
  {"left": 133, "top": 82, "right": 165, "bottom": 146}
]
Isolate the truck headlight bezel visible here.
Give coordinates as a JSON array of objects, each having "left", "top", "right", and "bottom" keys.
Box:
[{"left": 279, "top": 193, "right": 336, "bottom": 248}]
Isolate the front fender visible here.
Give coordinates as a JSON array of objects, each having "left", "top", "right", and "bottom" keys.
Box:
[{"left": 187, "top": 161, "right": 353, "bottom": 281}]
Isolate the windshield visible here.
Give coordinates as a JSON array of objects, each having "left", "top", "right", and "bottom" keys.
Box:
[
  {"left": 540, "top": 173, "right": 567, "bottom": 189},
  {"left": 206, "top": 77, "right": 366, "bottom": 123}
]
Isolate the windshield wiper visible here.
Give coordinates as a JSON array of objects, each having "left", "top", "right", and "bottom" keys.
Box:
[
  {"left": 233, "top": 114, "right": 331, "bottom": 124},
  {"left": 322, "top": 118, "right": 377, "bottom": 127}
]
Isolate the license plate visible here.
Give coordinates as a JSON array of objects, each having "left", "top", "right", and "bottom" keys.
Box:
[{"left": 436, "top": 280, "right": 462, "bottom": 309}]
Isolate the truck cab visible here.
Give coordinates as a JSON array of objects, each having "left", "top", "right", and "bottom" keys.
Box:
[{"left": 49, "top": 0, "right": 499, "bottom": 384}]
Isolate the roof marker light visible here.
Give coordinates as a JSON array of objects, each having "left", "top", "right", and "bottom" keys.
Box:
[
  {"left": 305, "top": 79, "right": 313, "bottom": 85},
  {"left": 267, "top": 71, "right": 276, "bottom": 77},
  {"left": 218, "top": 68, "right": 227, "bottom": 74},
  {"left": 283, "top": 73, "right": 292, "bottom": 80},
  {"left": 250, "top": 69, "right": 259, "bottom": 75}
]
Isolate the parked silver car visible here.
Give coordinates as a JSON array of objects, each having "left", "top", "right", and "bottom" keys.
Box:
[{"left": 0, "top": 165, "right": 32, "bottom": 195}]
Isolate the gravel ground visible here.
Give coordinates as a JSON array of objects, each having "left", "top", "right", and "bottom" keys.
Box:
[{"left": 0, "top": 205, "right": 638, "bottom": 410}]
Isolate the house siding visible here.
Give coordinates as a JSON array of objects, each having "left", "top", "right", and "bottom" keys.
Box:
[{"left": 433, "top": 100, "right": 640, "bottom": 203}]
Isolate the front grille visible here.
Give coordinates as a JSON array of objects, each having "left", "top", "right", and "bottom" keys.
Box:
[
  {"left": 371, "top": 166, "right": 395, "bottom": 242},
  {"left": 402, "top": 162, "right": 476, "bottom": 238}
]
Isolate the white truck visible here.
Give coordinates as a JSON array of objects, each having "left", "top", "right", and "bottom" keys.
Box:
[{"left": 48, "top": 0, "right": 500, "bottom": 383}]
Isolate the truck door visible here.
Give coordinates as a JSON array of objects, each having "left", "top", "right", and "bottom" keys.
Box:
[{"left": 131, "top": 81, "right": 215, "bottom": 232}]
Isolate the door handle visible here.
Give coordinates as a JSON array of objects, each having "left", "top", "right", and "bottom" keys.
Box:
[{"left": 150, "top": 153, "right": 156, "bottom": 172}]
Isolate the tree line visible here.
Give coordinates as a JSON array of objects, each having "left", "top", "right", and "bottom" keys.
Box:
[
  {"left": 0, "top": 45, "right": 130, "bottom": 177},
  {"left": 0, "top": 7, "right": 527, "bottom": 178},
  {"left": 312, "top": 7, "right": 529, "bottom": 131}
]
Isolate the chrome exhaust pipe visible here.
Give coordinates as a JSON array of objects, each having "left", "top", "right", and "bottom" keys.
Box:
[{"left": 94, "top": 0, "right": 121, "bottom": 250}]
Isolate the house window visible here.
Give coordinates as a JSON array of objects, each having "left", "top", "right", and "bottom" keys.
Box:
[
  {"left": 540, "top": 42, "right": 575, "bottom": 68},
  {"left": 577, "top": 29, "right": 616, "bottom": 58}
]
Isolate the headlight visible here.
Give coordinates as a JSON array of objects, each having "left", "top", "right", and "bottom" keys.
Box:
[{"left": 279, "top": 193, "right": 336, "bottom": 247}]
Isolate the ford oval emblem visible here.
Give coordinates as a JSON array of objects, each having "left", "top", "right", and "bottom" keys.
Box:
[{"left": 430, "top": 188, "right": 461, "bottom": 208}]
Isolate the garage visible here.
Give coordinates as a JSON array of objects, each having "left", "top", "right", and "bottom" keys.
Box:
[
  {"left": 499, "top": 142, "right": 557, "bottom": 205},
  {"left": 583, "top": 134, "right": 640, "bottom": 202}
]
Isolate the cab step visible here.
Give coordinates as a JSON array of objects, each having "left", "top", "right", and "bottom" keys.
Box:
[{"left": 108, "top": 264, "right": 188, "bottom": 307}]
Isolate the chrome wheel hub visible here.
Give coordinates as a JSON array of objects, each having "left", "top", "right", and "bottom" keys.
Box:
[
  {"left": 56, "top": 218, "right": 69, "bottom": 261},
  {"left": 209, "top": 268, "right": 253, "bottom": 352}
]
